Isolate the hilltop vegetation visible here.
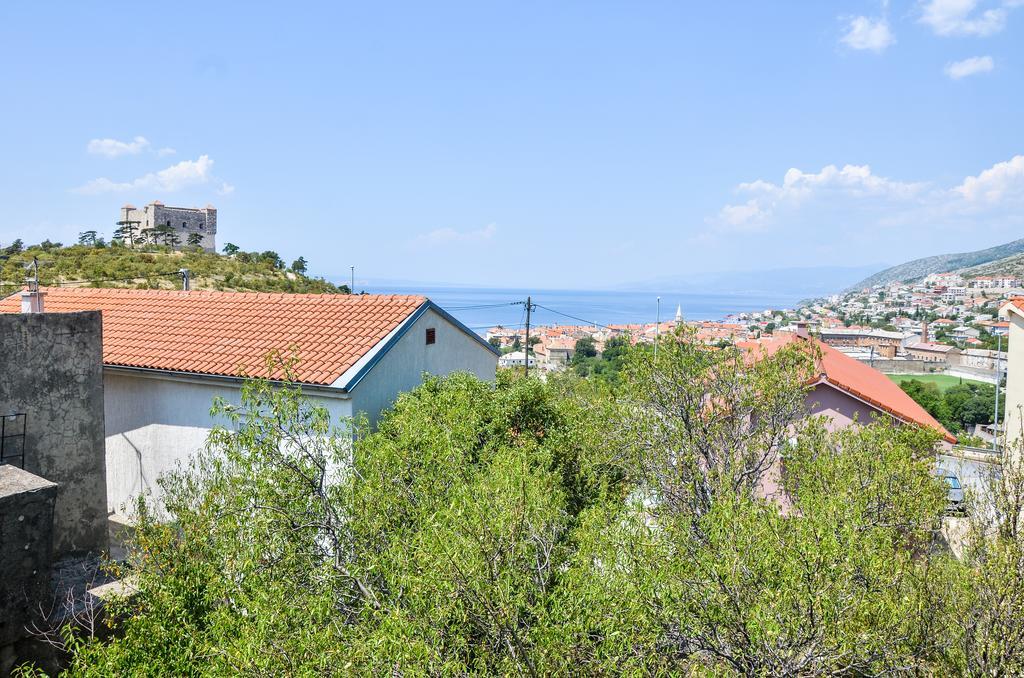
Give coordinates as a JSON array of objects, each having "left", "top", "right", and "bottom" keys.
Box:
[
  {"left": 0, "top": 238, "right": 348, "bottom": 296},
  {"left": 849, "top": 237, "right": 1024, "bottom": 290}
]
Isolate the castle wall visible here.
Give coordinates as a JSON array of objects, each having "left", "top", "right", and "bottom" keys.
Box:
[{"left": 123, "top": 204, "right": 217, "bottom": 252}]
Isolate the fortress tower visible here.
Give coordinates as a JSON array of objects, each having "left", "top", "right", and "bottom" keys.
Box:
[{"left": 118, "top": 201, "right": 217, "bottom": 252}]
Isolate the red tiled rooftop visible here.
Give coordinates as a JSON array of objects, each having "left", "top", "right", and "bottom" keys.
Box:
[
  {"left": 738, "top": 333, "right": 955, "bottom": 444},
  {"left": 0, "top": 288, "right": 426, "bottom": 386}
]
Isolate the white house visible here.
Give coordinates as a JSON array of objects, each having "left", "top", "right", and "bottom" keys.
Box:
[
  {"left": 1, "top": 287, "right": 498, "bottom": 512},
  {"left": 498, "top": 350, "right": 536, "bottom": 368}
]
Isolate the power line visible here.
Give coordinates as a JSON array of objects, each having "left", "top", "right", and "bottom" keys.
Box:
[
  {"left": 52, "top": 271, "right": 185, "bottom": 286},
  {"left": 0, "top": 271, "right": 185, "bottom": 288},
  {"left": 532, "top": 303, "right": 618, "bottom": 332},
  {"left": 445, "top": 301, "right": 523, "bottom": 311}
]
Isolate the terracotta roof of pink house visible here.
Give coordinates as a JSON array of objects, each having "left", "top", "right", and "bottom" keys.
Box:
[{"left": 738, "top": 333, "right": 955, "bottom": 444}]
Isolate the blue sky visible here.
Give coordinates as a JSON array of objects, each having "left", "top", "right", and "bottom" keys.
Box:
[{"left": 1, "top": 1, "right": 1022, "bottom": 288}]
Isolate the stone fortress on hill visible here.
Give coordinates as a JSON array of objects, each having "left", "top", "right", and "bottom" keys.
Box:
[{"left": 119, "top": 201, "right": 217, "bottom": 252}]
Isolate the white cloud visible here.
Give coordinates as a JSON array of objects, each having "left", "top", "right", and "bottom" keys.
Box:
[
  {"left": 708, "top": 155, "right": 1024, "bottom": 236},
  {"left": 945, "top": 55, "right": 995, "bottom": 79},
  {"left": 713, "top": 164, "right": 923, "bottom": 231},
  {"left": 920, "top": 0, "right": 1014, "bottom": 36},
  {"left": 955, "top": 155, "right": 1024, "bottom": 203},
  {"left": 715, "top": 200, "right": 769, "bottom": 232},
  {"left": 217, "top": 182, "right": 235, "bottom": 195},
  {"left": 414, "top": 223, "right": 498, "bottom": 246},
  {"left": 840, "top": 16, "right": 895, "bottom": 52},
  {"left": 87, "top": 136, "right": 150, "bottom": 157},
  {"left": 156, "top": 147, "right": 177, "bottom": 157},
  {"left": 72, "top": 155, "right": 221, "bottom": 195}
]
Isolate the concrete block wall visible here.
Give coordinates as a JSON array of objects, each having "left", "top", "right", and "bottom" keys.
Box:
[
  {"left": 0, "top": 311, "right": 108, "bottom": 554},
  {"left": 0, "top": 465, "right": 57, "bottom": 647}
]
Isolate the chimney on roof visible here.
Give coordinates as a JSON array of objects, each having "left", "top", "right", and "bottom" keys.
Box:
[
  {"left": 795, "top": 321, "right": 809, "bottom": 339},
  {"left": 20, "top": 290, "right": 45, "bottom": 314}
]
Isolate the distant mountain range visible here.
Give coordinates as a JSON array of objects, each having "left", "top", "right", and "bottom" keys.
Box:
[
  {"left": 848, "top": 238, "right": 1024, "bottom": 290},
  {"left": 620, "top": 265, "right": 882, "bottom": 298}
]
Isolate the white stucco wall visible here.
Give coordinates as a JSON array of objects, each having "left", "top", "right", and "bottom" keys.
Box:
[
  {"left": 1002, "top": 312, "right": 1024, "bottom": 453},
  {"left": 346, "top": 307, "right": 498, "bottom": 424},
  {"left": 103, "top": 370, "right": 352, "bottom": 513},
  {"left": 101, "top": 308, "right": 497, "bottom": 512}
]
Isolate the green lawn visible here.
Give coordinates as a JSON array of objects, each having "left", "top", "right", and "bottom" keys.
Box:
[{"left": 886, "top": 373, "right": 987, "bottom": 391}]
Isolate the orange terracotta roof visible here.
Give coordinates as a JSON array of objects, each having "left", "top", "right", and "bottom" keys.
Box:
[
  {"left": 1001, "top": 298, "right": 1024, "bottom": 316},
  {"left": 738, "top": 333, "right": 955, "bottom": 444},
  {"left": 0, "top": 288, "right": 427, "bottom": 386}
]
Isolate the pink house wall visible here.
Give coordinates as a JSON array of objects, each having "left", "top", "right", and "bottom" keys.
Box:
[{"left": 759, "top": 383, "right": 950, "bottom": 508}]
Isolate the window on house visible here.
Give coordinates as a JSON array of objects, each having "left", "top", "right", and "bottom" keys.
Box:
[
  {"left": 183, "top": 222, "right": 187, "bottom": 229},
  {"left": 425, "top": 328, "right": 436, "bottom": 345}
]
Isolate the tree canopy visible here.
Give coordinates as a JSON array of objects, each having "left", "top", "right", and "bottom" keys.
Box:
[{"left": 33, "top": 333, "right": 1024, "bottom": 675}]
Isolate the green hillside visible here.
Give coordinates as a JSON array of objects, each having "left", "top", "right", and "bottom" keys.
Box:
[
  {"left": 848, "top": 237, "right": 1024, "bottom": 290},
  {"left": 0, "top": 239, "right": 348, "bottom": 296}
]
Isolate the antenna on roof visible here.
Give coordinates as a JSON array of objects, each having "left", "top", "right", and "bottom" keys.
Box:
[{"left": 25, "top": 257, "right": 39, "bottom": 292}]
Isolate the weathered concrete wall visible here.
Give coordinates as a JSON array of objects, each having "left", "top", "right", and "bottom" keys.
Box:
[
  {"left": 0, "top": 312, "right": 107, "bottom": 554},
  {"left": 0, "top": 465, "right": 57, "bottom": 648}
]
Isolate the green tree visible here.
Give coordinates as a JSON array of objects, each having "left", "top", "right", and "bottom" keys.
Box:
[
  {"left": 77, "top": 230, "right": 98, "bottom": 247},
  {"left": 2, "top": 238, "right": 24, "bottom": 256},
  {"left": 222, "top": 242, "right": 240, "bottom": 256},
  {"left": 573, "top": 336, "right": 598, "bottom": 360},
  {"left": 259, "top": 250, "right": 284, "bottom": 269},
  {"left": 290, "top": 256, "right": 308, "bottom": 275},
  {"left": 900, "top": 379, "right": 951, "bottom": 428},
  {"left": 52, "top": 370, "right": 616, "bottom": 675},
  {"left": 37, "top": 332, "right": 1020, "bottom": 675},
  {"left": 186, "top": 232, "right": 204, "bottom": 248}
]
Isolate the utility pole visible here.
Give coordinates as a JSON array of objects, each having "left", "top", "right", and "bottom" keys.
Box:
[
  {"left": 350, "top": 266, "right": 355, "bottom": 294},
  {"left": 524, "top": 296, "right": 532, "bottom": 378},
  {"left": 655, "top": 296, "right": 661, "bottom": 361},
  {"left": 994, "top": 333, "right": 1003, "bottom": 454},
  {"left": 179, "top": 268, "right": 190, "bottom": 291}
]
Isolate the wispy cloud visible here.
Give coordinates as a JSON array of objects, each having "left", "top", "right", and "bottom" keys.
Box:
[
  {"left": 840, "top": 15, "right": 895, "bottom": 52},
  {"left": 156, "top": 147, "right": 177, "bottom": 157},
  {"left": 945, "top": 55, "right": 995, "bottom": 79},
  {"left": 413, "top": 223, "right": 498, "bottom": 246},
  {"left": 711, "top": 164, "right": 923, "bottom": 233},
  {"left": 87, "top": 136, "right": 150, "bottom": 157},
  {"left": 707, "top": 155, "right": 1024, "bottom": 237},
  {"left": 920, "top": 0, "right": 1018, "bottom": 37},
  {"left": 72, "top": 155, "right": 223, "bottom": 195}
]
